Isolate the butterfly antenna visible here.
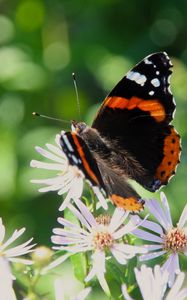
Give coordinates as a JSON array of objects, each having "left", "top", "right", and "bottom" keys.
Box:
[
  {"left": 32, "top": 112, "right": 70, "bottom": 124},
  {"left": 72, "top": 72, "right": 81, "bottom": 120}
]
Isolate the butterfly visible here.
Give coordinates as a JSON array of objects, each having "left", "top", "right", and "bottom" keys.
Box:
[{"left": 60, "top": 52, "right": 181, "bottom": 212}]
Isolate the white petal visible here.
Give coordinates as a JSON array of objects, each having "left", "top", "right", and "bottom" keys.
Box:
[
  {"left": 70, "top": 177, "right": 84, "bottom": 199},
  {"left": 111, "top": 247, "right": 128, "bottom": 264},
  {"left": 177, "top": 204, "right": 187, "bottom": 228},
  {"left": 143, "top": 244, "right": 163, "bottom": 251},
  {"left": 85, "top": 264, "right": 96, "bottom": 282},
  {"left": 46, "top": 143, "right": 66, "bottom": 158},
  {"left": 114, "top": 214, "right": 149, "bottom": 239},
  {"left": 166, "top": 272, "right": 185, "bottom": 299},
  {"left": 68, "top": 203, "right": 92, "bottom": 232},
  {"left": 131, "top": 215, "right": 163, "bottom": 235},
  {"left": 0, "top": 219, "right": 5, "bottom": 244},
  {"left": 52, "top": 244, "right": 92, "bottom": 253},
  {"left": 58, "top": 191, "right": 73, "bottom": 211},
  {"left": 55, "top": 134, "right": 62, "bottom": 147},
  {"left": 139, "top": 250, "right": 167, "bottom": 261},
  {"left": 59, "top": 178, "right": 84, "bottom": 210},
  {"left": 35, "top": 146, "right": 65, "bottom": 164},
  {"left": 109, "top": 208, "right": 128, "bottom": 233},
  {"left": 54, "top": 278, "right": 65, "bottom": 300},
  {"left": 161, "top": 253, "right": 180, "bottom": 287},
  {"left": 121, "top": 284, "right": 134, "bottom": 300},
  {"left": 0, "top": 257, "right": 16, "bottom": 300},
  {"left": 75, "top": 287, "right": 92, "bottom": 300},
  {"left": 146, "top": 199, "right": 172, "bottom": 231},
  {"left": 52, "top": 229, "right": 86, "bottom": 241},
  {"left": 74, "top": 199, "right": 97, "bottom": 227},
  {"left": 30, "top": 160, "right": 64, "bottom": 171},
  {"left": 92, "top": 186, "right": 108, "bottom": 210},
  {"left": 175, "top": 289, "right": 187, "bottom": 300},
  {"left": 134, "top": 265, "right": 168, "bottom": 300},
  {"left": 114, "top": 243, "right": 147, "bottom": 255},
  {"left": 41, "top": 253, "right": 72, "bottom": 274},
  {"left": 57, "top": 183, "right": 73, "bottom": 196},
  {"left": 4, "top": 238, "right": 34, "bottom": 257},
  {"left": 132, "top": 228, "right": 163, "bottom": 243},
  {"left": 9, "top": 257, "right": 33, "bottom": 265},
  {"left": 1, "top": 228, "right": 25, "bottom": 251},
  {"left": 38, "top": 185, "right": 62, "bottom": 193},
  {"left": 57, "top": 217, "right": 88, "bottom": 235},
  {"left": 88, "top": 251, "right": 110, "bottom": 296},
  {"left": 160, "top": 192, "right": 173, "bottom": 227},
  {"left": 31, "top": 174, "right": 70, "bottom": 186}
]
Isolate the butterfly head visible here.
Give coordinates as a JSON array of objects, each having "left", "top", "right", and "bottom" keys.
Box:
[{"left": 71, "top": 120, "right": 87, "bottom": 135}]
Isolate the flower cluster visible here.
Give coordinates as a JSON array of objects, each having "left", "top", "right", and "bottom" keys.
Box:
[
  {"left": 29, "top": 134, "right": 187, "bottom": 299},
  {"left": 122, "top": 265, "right": 187, "bottom": 300},
  {"left": 3, "top": 132, "right": 187, "bottom": 299},
  {"left": 0, "top": 218, "right": 35, "bottom": 300}
]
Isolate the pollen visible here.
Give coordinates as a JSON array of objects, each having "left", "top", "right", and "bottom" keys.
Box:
[
  {"left": 92, "top": 214, "right": 113, "bottom": 250},
  {"left": 93, "top": 231, "right": 113, "bottom": 251},
  {"left": 163, "top": 228, "right": 187, "bottom": 253},
  {"left": 95, "top": 215, "right": 111, "bottom": 226}
]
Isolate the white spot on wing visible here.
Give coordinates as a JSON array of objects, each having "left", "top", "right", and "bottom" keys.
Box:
[
  {"left": 72, "top": 155, "right": 79, "bottom": 164},
  {"left": 62, "top": 134, "right": 74, "bottom": 152},
  {"left": 151, "top": 78, "right": 160, "bottom": 87},
  {"left": 144, "top": 57, "right": 152, "bottom": 65},
  {"left": 126, "top": 71, "right": 147, "bottom": 86},
  {"left": 149, "top": 91, "right": 154, "bottom": 96},
  {"left": 71, "top": 124, "right": 76, "bottom": 132},
  {"left": 156, "top": 71, "right": 160, "bottom": 75}
]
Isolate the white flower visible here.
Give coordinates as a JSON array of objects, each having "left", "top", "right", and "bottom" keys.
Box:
[
  {"left": 122, "top": 265, "right": 187, "bottom": 300},
  {"left": 50, "top": 199, "right": 147, "bottom": 295},
  {"left": 54, "top": 278, "right": 91, "bottom": 300},
  {"left": 0, "top": 257, "right": 17, "bottom": 300},
  {"left": 30, "top": 133, "right": 107, "bottom": 211},
  {"left": 0, "top": 218, "right": 35, "bottom": 300},
  {"left": 131, "top": 192, "right": 187, "bottom": 287}
]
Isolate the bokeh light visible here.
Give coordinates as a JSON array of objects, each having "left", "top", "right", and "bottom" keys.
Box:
[
  {"left": 15, "top": 0, "right": 45, "bottom": 32},
  {"left": 0, "top": 15, "right": 14, "bottom": 44}
]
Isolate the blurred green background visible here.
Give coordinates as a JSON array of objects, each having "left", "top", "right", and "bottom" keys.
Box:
[{"left": 0, "top": 0, "right": 187, "bottom": 298}]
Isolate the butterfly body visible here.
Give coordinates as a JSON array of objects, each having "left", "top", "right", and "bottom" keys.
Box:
[{"left": 60, "top": 52, "right": 181, "bottom": 212}]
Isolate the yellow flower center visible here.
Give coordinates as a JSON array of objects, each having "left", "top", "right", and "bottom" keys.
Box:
[
  {"left": 163, "top": 227, "right": 187, "bottom": 252},
  {"left": 92, "top": 214, "right": 113, "bottom": 251},
  {"left": 95, "top": 215, "right": 111, "bottom": 226},
  {"left": 93, "top": 231, "right": 113, "bottom": 251}
]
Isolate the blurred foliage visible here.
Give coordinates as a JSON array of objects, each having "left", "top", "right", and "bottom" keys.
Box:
[{"left": 1, "top": 0, "right": 187, "bottom": 298}]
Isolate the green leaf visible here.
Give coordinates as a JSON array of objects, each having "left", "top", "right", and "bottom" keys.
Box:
[
  {"left": 106, "top": 258, "right": 124, "bottom": 283},
  {"left": 64, "top": 207, "right": 79, "bottom": 225},
  {"left": 70, "top": 253, "right": 87, "bottom": 283},
  {"left": 125, "top": 256, "right": 137, "bottom": 285}
]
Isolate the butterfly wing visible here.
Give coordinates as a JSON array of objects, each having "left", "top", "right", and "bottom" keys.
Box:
[
  {"left": 60, "top": 131, "right": 144, "bottom": 212},
  {"left": 96, "top": 160, "right": 144, "bottom": 212},
  {"left": 60, "top": 131, "right": 105, "bottom": 189},
  {"left": 92, "top": 52, "right": 181, "bottom": 191}
]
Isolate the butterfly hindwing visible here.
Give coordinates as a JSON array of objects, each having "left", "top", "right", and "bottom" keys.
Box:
[
  {"left": 60, "top": 132, "right": 144, "bottom": 212},
  {"left": 96, "top": 160, "right": 144, "bottom": 212}
]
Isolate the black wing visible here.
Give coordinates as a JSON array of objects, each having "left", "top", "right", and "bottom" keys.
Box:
[{"left": 92, "top": 52, "right": 181, "bottom": 191}]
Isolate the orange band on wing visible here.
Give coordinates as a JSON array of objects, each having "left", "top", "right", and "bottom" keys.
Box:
[
  {"left": 155, "top": 127, "right": 181, "bottom": 184},
  {"left": 110, "top": 194, "right": 144, "bottom": 212},
  {"left": 71, "top": 133, "right": 99, "bottom": 185},
  {"left": 105, "top": 96, "right": 165, "bottom": 122}
]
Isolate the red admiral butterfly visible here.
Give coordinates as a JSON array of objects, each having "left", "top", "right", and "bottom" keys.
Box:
[{"left": 60, "top": 52, "right": 181, "bottom": 212}]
